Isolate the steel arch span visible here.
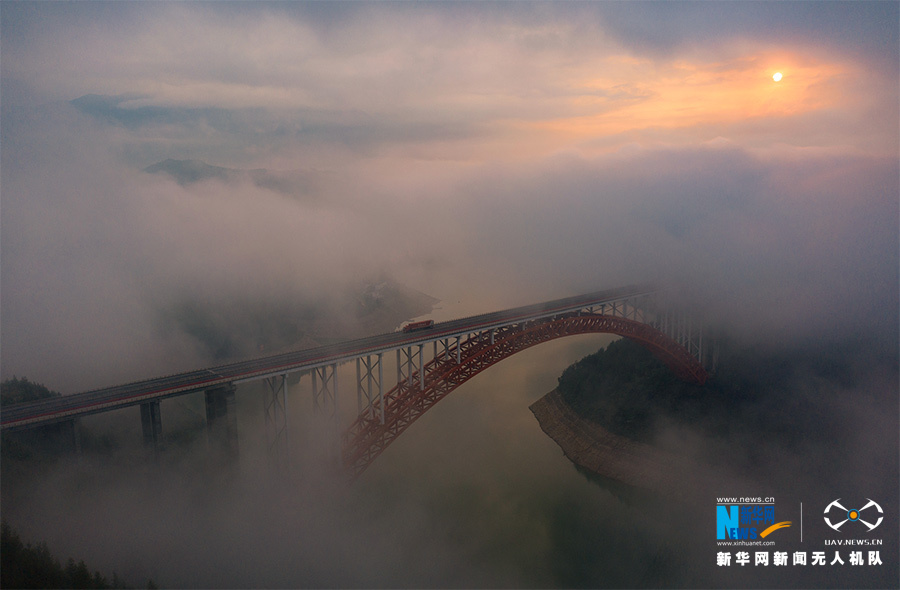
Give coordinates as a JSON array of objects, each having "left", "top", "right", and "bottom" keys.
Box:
[{"left": 342, "top": 312, "right": 707, "bottom": 479}]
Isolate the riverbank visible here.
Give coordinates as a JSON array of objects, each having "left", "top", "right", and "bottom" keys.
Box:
[{"left": 529, "top": 389, "right": 703, "bottom": 494}]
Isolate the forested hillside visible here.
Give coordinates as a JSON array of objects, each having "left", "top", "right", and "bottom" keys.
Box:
[
  {"left": 0, "top": 377, "right": 60, "bottom": 406},
  {"left": 555, "top": 337, "right": 863, "bottom": 452},
  {"left": 1, "top": 521, "right": 152, "bottom": 589}
]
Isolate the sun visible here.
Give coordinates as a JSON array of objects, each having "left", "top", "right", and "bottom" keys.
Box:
[{"left": 773, "top": 72, "right": 783, "bottom": 82}]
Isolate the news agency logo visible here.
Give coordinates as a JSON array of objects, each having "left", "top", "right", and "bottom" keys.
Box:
[
  {"left": 716, "top": 499, "right": 791, "bottom": 540},
  {"left": 824, "top": 498, "right": 883, "bottom": 532}
]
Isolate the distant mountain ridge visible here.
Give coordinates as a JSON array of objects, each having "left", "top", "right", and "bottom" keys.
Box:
[
  {"left": 143, "top": 158, "right": 323, "bottom": 198},
  {"left": 160, "top": 277, "right": 439, "bottom": 363},
  {"left": 144, "top": 159, "right": 236, "bottom": 185}
]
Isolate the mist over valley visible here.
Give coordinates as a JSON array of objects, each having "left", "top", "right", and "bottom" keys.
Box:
[{"left": 2, "top": 2, "right": 897, "bottom": 588}]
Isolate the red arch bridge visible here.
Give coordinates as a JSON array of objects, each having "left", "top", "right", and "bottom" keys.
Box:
[{"left": 1, "top": 285, "right": 710, "bottom": 477}]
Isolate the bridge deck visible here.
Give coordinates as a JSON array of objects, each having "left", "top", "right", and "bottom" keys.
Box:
[{"left": 1, "top": 285, "right": 655, "bottom": 430}]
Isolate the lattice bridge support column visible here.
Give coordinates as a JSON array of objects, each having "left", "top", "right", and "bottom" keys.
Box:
[
  {"left": 263, "top": 374, "right": 289, "bottom": 471},
  {"left": 312, "top": 364, "right": 339, "bottom": 420},
  {"left": 397, "top": 345, "right": 425, "bottom": 391},
  {"left": 312, "top": 363, "right": 340, "bottom": 462},
  {"left": 357, "top": 353, "right": 384, "bottom": 425}
]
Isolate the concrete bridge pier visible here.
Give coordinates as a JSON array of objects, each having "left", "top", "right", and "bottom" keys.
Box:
[
  {"left": 205, "top": 384, "right": 239, "bottom": 461},
  {"left": 64, "top": 419, "right": 82, "bottom": 460},
  {"left": 140, "top": 400, "right": 163, "bottom": 459}
]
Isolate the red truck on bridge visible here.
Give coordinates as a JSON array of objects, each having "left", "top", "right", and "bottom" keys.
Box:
[{"left": 402, "top": 319, "right": 434, "bottom": 333}]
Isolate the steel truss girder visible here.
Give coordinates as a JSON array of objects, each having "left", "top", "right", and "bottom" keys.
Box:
[{"left": 342, "top": 312, "right": 707, "bottom": 479}]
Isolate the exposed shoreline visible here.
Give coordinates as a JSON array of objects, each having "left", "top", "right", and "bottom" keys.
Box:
[{"left": 529, "top": 389, "right": 703, "bottom": 494}]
